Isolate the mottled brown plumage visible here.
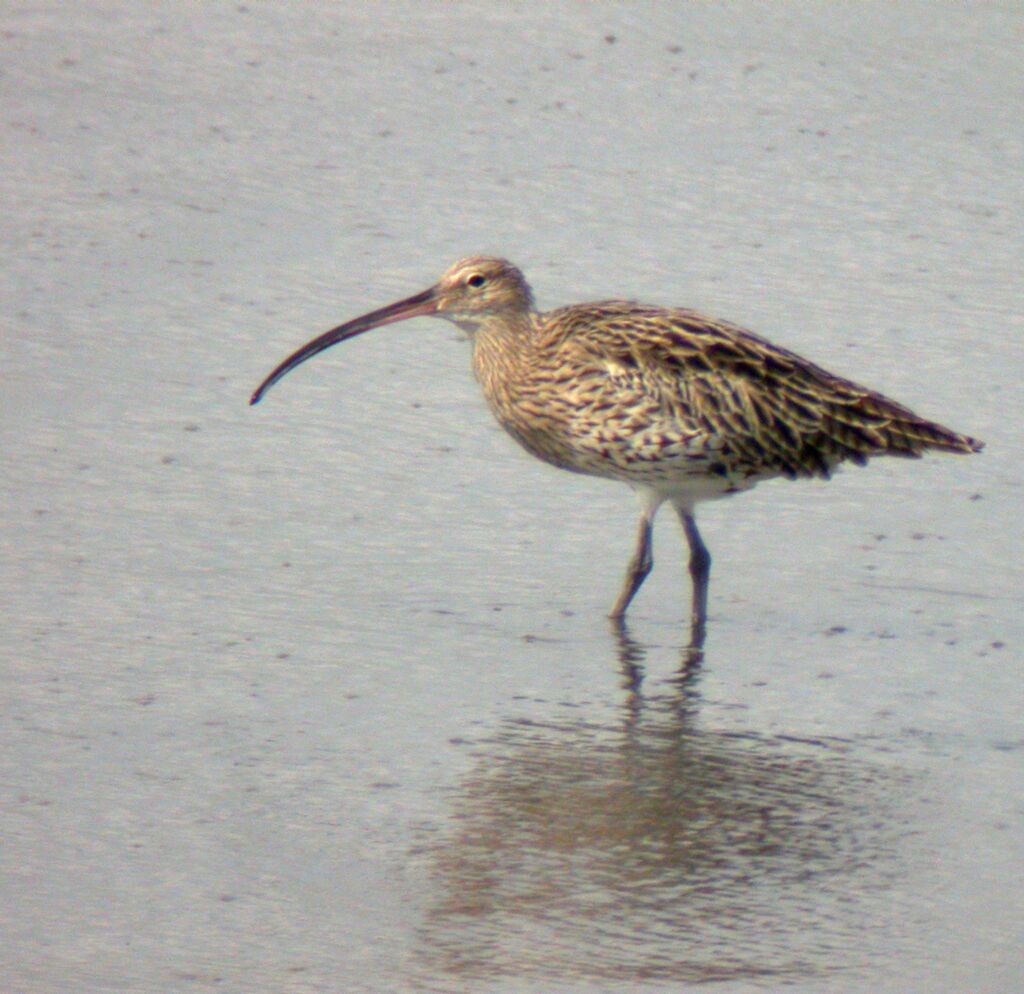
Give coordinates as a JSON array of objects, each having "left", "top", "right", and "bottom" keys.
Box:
[{"left": 251, "top": 256, "right": 983, "bottom": 640}]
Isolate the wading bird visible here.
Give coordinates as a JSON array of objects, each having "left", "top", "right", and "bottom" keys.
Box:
[{"left": 251, "top": 256, "right": 982, "bottom": 642}]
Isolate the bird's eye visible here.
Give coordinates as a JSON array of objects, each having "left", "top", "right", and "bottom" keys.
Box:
[{"left": 467, "top": 274, "right": 486, "bottom": 288}]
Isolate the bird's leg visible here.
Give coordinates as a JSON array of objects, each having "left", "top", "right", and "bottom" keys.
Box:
[
  {"left": 677, "top": 510, "right": 711, "bottom": 643},
  {"left": 609, "top": 513, "right": 655, "bottom": 620}
]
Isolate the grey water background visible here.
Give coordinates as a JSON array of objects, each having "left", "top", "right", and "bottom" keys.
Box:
[{"left": 2, "top": 4, "right": 1021, "bottom": 992}]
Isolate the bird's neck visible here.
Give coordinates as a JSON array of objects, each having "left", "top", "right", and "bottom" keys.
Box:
[{"left": 469, "top": 311, "right": 537, "bottom": 400}]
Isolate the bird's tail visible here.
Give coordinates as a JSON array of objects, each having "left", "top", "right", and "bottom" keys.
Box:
[{"left": 830, "top": 390, "right": 984, "bottom": 461}]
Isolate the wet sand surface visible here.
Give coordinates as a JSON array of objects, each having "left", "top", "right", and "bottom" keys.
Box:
[{"left": 2, "top": 4, "right": 1021, "bottom": 992}]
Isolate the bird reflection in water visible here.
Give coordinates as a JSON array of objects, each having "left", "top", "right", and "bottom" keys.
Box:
[
  {"left": 611, "top": 615, "right": 704, "bottom": 702},
  {"left": 407, "top": 627, "right": 915, "bottom": 988}
]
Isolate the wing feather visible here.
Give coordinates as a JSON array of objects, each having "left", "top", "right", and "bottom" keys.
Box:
[{"left": 543, "top": 302, "right": 981, "bottom": 479}]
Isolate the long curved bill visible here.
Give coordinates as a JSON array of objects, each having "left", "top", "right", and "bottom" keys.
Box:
[{"left": 250, "top": 284, "right": 439, "bottom": 405}]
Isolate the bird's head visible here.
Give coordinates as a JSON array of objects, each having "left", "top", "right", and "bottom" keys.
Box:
[
  {"left": 249, "top": 256, "right": 534, "bottom": 405},
  {"left": 431, "top": 256, "right": 535, "bottom": 330}
]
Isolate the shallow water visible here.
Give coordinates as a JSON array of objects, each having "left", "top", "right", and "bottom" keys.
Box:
[{"left": 2, "top": 4, "right": 1022, "bottom": 992}]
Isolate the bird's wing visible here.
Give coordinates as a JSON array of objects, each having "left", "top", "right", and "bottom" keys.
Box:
[{"left": 546, "top": 302, "right": 978, "bottom": 478}]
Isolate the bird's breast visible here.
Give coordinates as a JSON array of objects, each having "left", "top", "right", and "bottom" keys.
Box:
[{"left": 471, "top": 339, "right": 724, "bottom": 484}]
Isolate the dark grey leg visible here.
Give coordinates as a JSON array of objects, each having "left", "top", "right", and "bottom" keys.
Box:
[
  {"left": 609, "top": 514, "right": 654, "bottom": 620},
  {"left": 678, "top": 510, "right": 711, "bottom": 640}
]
